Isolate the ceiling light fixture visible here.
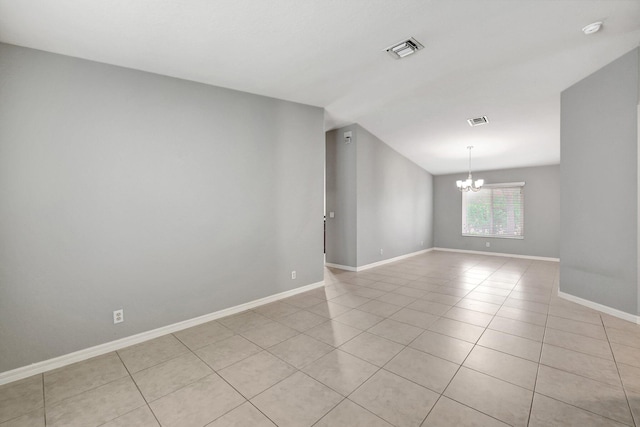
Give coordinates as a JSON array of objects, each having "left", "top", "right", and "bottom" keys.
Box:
[
  {"left": 456, "top": 146, "right": 484, "bottom": 192},
  {"left": 582, "top": 21, "right": 603, "bottom": 35},
  {"left": 385, "top": 38, "right": 424, "bottom": 59}
]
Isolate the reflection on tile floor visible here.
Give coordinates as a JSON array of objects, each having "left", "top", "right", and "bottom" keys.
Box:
[{"left": 2, "top": 250, "right": 640, "bottom": 426}]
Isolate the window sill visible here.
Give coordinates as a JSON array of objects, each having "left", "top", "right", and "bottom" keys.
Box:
[{"left": 462, "top": 234, "right": 524, "bottom": 240}]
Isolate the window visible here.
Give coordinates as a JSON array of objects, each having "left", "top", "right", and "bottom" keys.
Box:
[{"left": 462, "top": 182, "right": 524, "bottom": 239}]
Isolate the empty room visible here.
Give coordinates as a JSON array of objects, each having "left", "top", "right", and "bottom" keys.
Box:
[{"left": 1, "top": 1, "right": 640, "bottom": 426}]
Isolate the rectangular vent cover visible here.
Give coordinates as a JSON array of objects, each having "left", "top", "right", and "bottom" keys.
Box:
[
  {"left": 467, "top": 116, "right": 489, "bottom": 127},
  {"left": 385, "top": 38, "right": 424, "bottom": 59}
]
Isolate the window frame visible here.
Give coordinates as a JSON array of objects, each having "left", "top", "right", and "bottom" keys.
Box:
[{"left": 461, "top": 182, "right": 525, "bottom": 240}]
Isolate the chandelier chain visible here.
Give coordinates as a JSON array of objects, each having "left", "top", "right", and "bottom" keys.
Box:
[{"left": 456, "top": 146, "right": 483, "bottom": 192}]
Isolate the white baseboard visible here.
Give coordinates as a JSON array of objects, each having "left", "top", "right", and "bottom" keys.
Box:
[
  {"left": 325, "top": 248, "right": 434, "bottom": 272},
  {"left": 0, "top": 280, "right": 325, "bottom": 386},
  {"left": 432, "top": 247, "right": 559, "bottom": 262},
  {"left": 558, "top": 291, "right": 640, "bottom": 324},
  {"left": 324, "top": 262, "right": 357, "bottom": 271},
  {"left": 355, "top": 248, "right": 433, "bottom": 271}
]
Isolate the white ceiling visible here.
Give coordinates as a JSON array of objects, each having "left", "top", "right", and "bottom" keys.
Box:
[{"left": 1, "top": 1, "right": 639, "bottom": 174}]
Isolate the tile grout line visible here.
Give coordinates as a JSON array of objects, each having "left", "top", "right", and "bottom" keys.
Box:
[
  {"left": 426, "top": 261, "right": 499, "bottom": 422},
  {"left": 310, "top": 398, "right": 391, "bottom": 427},
  {"left": 601, "top": 314, "right": 638, "bottom": 427},
  {"left": 112, "top": 350, "right": 162, "bottom": 427},
  {"left": 124, "top": 329, "right": 265, "bottom": 425},
  {"left": 532, "top": 389, "right": 635, "bottom": 427},
  {"left": 528, "top": 280, "right": 634, "bottom": 426},
  {"left": 418, "top": 257, "right": 528, "bottom": 426},
  {"left": 186, "top": 337, "right": 280, "bottom": 426},
  {"left": 41, "top": 373, "right": 46, "bottom": 427},
  {"left": 39, "top": 363, "right": 134, "bottom": 415},
  {"left": 526, "top": 260, "right": 551, "bottom": 427},
  {"left": 205, "top": 304, "right": 380, "bottom": 426},
  {"left": 335, "top": 336, "right": 405, "bottom": 425},
  {"left": 460, "top": 259, "right": 556, "bottom": 423},
  {"left": 319, "top": 259, "right": 484, "bottom": 425},
  {"left": 536, "top": 312, "right": 639, "bottom": 388},
  {"left": 262, "top": 260, "right": 536, "bottom": 426},
  {"left": 246, "top": 400, "right": 280, "bottom": 427},
  {"left": 279, "top": 315, "right": 387, "bottom": 426},
  {"left": 472, "top": 259, "right": 538, "bottom": 425},
  {"left": 539, "top": 339, "right": 617, "bottom": 363}
]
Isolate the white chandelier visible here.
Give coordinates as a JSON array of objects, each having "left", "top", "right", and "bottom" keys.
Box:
[{"left": 456, "top": 146, "right": 484, "bottom": 192}]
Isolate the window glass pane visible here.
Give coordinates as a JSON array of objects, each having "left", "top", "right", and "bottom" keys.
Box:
[{"left": 462, "top": 185, "right": 523, "bottom": 238}]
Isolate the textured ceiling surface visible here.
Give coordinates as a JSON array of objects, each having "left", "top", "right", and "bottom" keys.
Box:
[{"left": 1, "top": 0, "right": 639, "bottom": 174}]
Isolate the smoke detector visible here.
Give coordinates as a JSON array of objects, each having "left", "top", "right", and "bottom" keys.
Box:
[
  {"left": 385, "top": 38, "right": 424, "bottom": 59},
  {"left": 582, "top": 22, "right": 603, "bottom": 35},
  {"left": 467, "top": 116, "right": 489, "bottom": 127}
]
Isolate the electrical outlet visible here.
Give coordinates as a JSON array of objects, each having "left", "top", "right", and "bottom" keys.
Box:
[
  {"left": 486, "top": 242, "right": 491, "bottom": 248},
  {"left": 113, "top": 309, "right": 124, "bottom": 324},
  {"left": 291, "top": 270, "right": 296, "bottom": 280},
  {"left": 420, "top": 241, "right": 424, "bottom": 246},
  {"left": 380, "top": 248, "right": 384, "bottom": 255}
]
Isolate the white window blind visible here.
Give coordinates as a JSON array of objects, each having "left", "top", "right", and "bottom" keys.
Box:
[{"left": 462, "top": 182, "right": 524, "bottom": 239}]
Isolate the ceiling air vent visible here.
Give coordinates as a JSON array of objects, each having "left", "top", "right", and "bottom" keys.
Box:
[
  {"left": 467, "top": 116, "right": 489, "bottom": 127},
  {"left": 385, "top": 38, "right": 424, "bottom": 59}
]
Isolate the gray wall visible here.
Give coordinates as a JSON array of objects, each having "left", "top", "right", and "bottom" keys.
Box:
[
  {"left": 325, "top": 126, "right": 357, "bottom": 266},
  {"left": 0, "top": 43, "right": 325, "bottom": 372},
  {"left": 325, "top": 124, "right": 433, "bottom": 268},
  {"left": 356, "top": 126, "right": 433, "bottom": 266},
  {"left": 560, "top": 47, "right": 639, "bottom": 315},
  {"left": 434, "top": 165, "right": 560, "bottom": 258}
]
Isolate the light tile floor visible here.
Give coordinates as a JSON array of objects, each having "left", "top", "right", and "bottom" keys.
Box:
[{"left": 2, "top": 251, "right": 640, "bottom": 426}]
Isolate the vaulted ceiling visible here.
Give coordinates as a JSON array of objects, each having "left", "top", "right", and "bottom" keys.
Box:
[{"left": 1, "top": 1, "right": 639, "bottom": 174}]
